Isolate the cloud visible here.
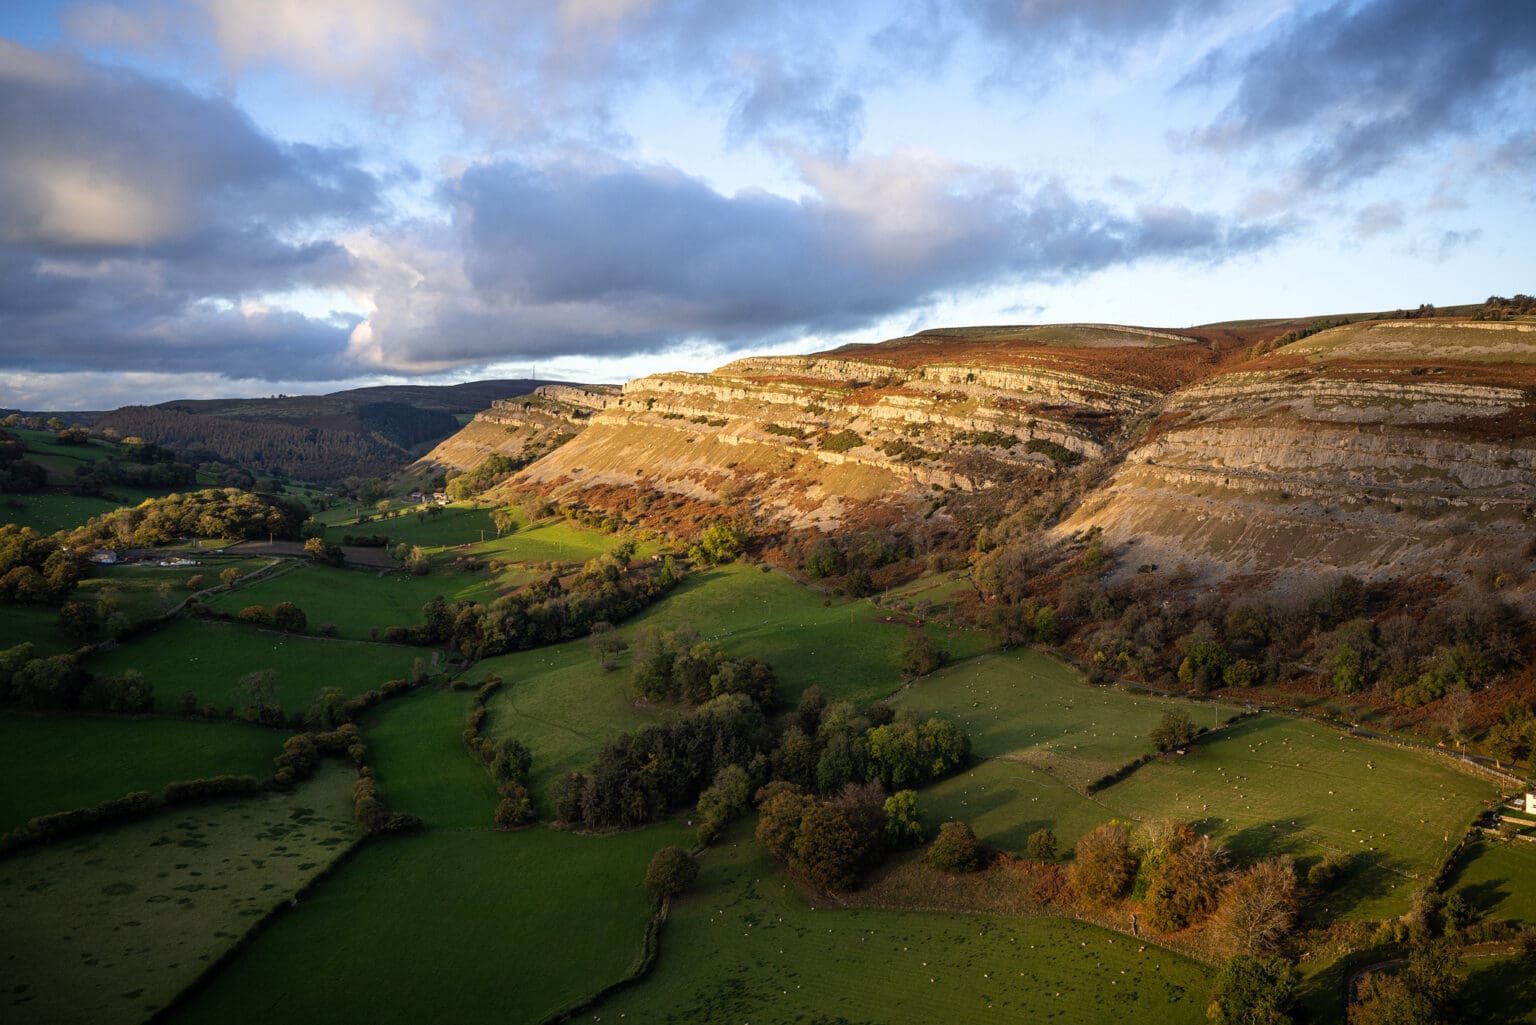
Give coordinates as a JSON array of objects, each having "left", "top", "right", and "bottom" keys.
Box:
[
  {"left": 1190, "top": 0, "right": 1536, "bottom": 187},
  {"left": 344, "top": 150, "right": 1283, "bottom": 371},
  {"left": 0, "top": 42, "right": 378, "bottom": 380},
  {"left": 1353, "top": 202, "right": 1404, "bottom": 239},
  {"left": 725, "top": 51, "right": 865, "bottom": 155}
]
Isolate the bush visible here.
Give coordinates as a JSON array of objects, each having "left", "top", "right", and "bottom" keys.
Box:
[
  {"left": 643, "top": 845, "right": 699, "bottom": 901},
  {"left": 1025, "top": 827, "right": 1058, "bottom": 861},
  {"left": 924, "top": 820, "right": 982, "bottom": 874}
]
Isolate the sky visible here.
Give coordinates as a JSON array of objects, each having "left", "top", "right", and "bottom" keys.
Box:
[{"left": 0, "top": 0, "right": 1532, "bottom": 410}]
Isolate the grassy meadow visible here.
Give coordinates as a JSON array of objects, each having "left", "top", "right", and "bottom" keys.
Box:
[
  {"left": 88, "top": 620, "right": 433, "bottom": 714},
  {"left": 0, "top": 604, "right": 74, "bottom": 656},
  {"left": 894, "top": 649, "right": 1224, "bottom": 789},
  {"left": 1444, "top": 836, "right": 1536, "bottom": 926},
  {"left": 362, "top": 686, "right": 501, "bottom": 828},
  {"left": 164, "top": 824, "right": 693, "bottom": 1025},
  {"left": 1097, "top": 715, "right": 1495, "bottom": 921},
  {"left": 0, "top": 713, "right": 283, "bottom": 833},
  {"left": 1, "top": 761, "right": 359, "bottom": 1025},
  {"left": 595, "top": 822, "right": 1214, "bottom": 1025},
  {"left": 206, "top": 562, "right": 518, "bottom": 640}
]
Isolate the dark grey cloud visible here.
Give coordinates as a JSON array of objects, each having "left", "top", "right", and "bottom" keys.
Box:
[
  {"left": 352, "top": 154, "right": 1284, "bottom": 369},
  {"left": 0, "top": 42, "right": 378, "bottom": 379},
  {"left": 1191, "top": 0, "right": 1536, "bottom": 186}
]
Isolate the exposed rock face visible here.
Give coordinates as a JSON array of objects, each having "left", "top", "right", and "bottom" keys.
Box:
[
  {"left": 1055, "top": 321, "right": 1536, "bottom": 583},
  {"left": 510, "top": 347, "right": 1156, "bottom": 530},
  {"left": 412, "top": 390, "right": 608, "bottom": 474},
  {"left": 429, "top": 315, "right": 1536, "bottom": 586}
]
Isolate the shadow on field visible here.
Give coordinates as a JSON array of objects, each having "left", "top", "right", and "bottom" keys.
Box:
[{"left": 1458, "top": 956, "right": 1536, "bottom": 1024}]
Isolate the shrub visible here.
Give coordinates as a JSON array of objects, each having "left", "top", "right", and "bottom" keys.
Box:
[
  {"left": 643, "top": 845, "right": 698, "bottom": 901},
  {"left": 1025, "top": 827, "right": 1058, "bottom": 861},
  {"left": 924, "top": 820, "right": 982, "bottom": 874}
]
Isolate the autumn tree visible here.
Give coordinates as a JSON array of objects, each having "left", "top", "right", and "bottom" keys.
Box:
[
  {"left": 1143, "top": 833, "right": 1227, "bottom": 932},
  {"left": 1026, "top": 827, "right": 1058, "bottom": 861},
  {"left": 1210, "top": 858, "right": 1299, "bottom": 955},
  {"left": 1071, "top": 821, "right": 1138, "bottom": 903}
]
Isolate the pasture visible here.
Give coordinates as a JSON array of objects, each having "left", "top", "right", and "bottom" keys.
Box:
[
  {"left": 206, "top": 562, "right": 519, "bottom": 640},
  {"left": 164, "top": 823, "right": 693, "bottom": 1025},
  {"left": 0, "top": 492, "right": 126, "bottom": 533},
  {"left": 469, "top": 562, "right": 991, "bottom": 801},
  {"left": 469, "top": 516, "right": 650, "bottom": 565},
  {"left": 1, "top": 761, "right": 358, "bottom": 1025},
  {"left": 0, "top": 713, "right": 282, "bottom": 833},
  {"left": 363, "top": 686, "right": 501, "bottom": 828},
  {"left": 623, "top": 563, "right": 990, "bottom": 705},
  {"left": 595, "top": 824, "right": 1214, "bottom": 1025},
  {"left": 0, "top": 604, "right": 73, "bottom": 656},
  {"left": 473, "top": 640, "right": 673, "bottom": 802},
  {"left": 79, "top": 561, "right": 268, "bottom": 630},
  {"left": 1444, "top": 836, "right": 1536, "bottom": 926},
  {"left": 894, "top": 649, "right": 1223, "bottom": 790},
  {"left": 1098, "top": 716, "right": 1495, "bottom": 921},
  {"left": 88, "top": 620, "right": 432, "bottom": 714},
  {"left": 322, "top": 504, "right": 498, "bottom": 549},
  {"left": 917, "top": 758, "right": 1114, "bottom": 855}
]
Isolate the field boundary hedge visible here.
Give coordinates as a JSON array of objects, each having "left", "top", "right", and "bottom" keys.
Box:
[
  {"left": 0, "top": 774, "right": 265, "bottom": 858},
  {"left": 538, "top": 893, "right": 671, "bottom": 1025}
]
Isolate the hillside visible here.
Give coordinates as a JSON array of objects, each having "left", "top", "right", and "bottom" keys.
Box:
[
  {"left": 1056, "top": 318, "right": 1536, "bottom": 586},
  {"left": 96, "top": 380, "right": 562, "bottom": 481},
  {"left": 408, "top": 308, "right": 1536, "bottom": 593}
]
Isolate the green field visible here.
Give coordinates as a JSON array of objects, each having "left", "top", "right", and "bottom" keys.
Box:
[
  {"left": 1, "top": 761, "right": 359, "bottom": 1025},
  {"left": 917, "top": 758, "right": 1115, "bottom": 854},
  {"left": 165, "top": 824, "right": 693, "bottom": 1025},
  {"left": 364, "top": 686, "right": 501, "bottom": 828},
  {"left": 1098, "top": 716, "right": 1494, "bottom": 921},
  {"left": 0, "top": 492, "right": 127, "bottom": 533},
  {"left": 1445, "top": 836, "right": 1536, "bottom": 926},
  {"left": 0, "top": 604, "right": 74, "bottom": 656},
  {"left": 469, "top": 563, "right": 991, "bottom": 803},
  {"left": 895, "top": 649, "right": 1222, "bottom": 789},
  {"left": 595, "top": 823, "right": 1213, "bottom": 1024},
  {"left": 0, "top": 713, "right": 283, "bottom": 833},
  {"left": 622, "top": 563, "right": 989, "bottom": 704},
  {"left": 322, "top": 504, "right": 499, "bottom": 549},
  {"left": 89, "top": 620, "right": 434, "bottom": 714},
  {"left": 1458, "top": 954, "right": 1536, "bottom": 1023},
  {"left": 206, "top": 562, "right": 521, "bottom": 640},
  {"left": 467, "top": 517, "right": 650, "bottom": 564},
  {"left": 474, "top": 640, "right": 672, "bottom": 803}
]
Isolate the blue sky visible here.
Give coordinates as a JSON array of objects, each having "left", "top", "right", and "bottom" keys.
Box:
[{"left": 1, "top": 0, "right": 1532, "bottom": 409}]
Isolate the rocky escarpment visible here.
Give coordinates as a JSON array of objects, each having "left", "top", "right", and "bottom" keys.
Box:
[
  {"left": 1056, "top": 321, "right": 1536, "bottom": 585},
  {"left": 411, "top": 385, "right": 619, "bottom": 476},
  {"left": 508, "top": 348, "right": 1163, "bottom": 531}
]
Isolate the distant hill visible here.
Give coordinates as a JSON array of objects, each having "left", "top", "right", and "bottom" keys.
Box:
[{"left": 96, "top": 379, "right": 574, "bottom": 482}]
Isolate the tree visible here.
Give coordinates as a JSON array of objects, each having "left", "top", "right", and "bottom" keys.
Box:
[
  {"left": 495, "top": 782, "right": 536, "bottom": 828},
  {"left": 219, "top": 567, "right": 241, "bottom": 588},
  {"left": 1150, "top": 709, "right": 1196, "bottom": 752},
  {"left": 900, "top": 630, "right": 943, "bottom": 679},
  {"left": 233, "top": 669, "right": 281, "bottom": 724},
  {"left": 1208, "top": 954, "right": 1299, "bottom": 1025},
  {"left": 793, "top": 795, "right": 879, "bottom": 891},
  {"left": 695, "top": 763, "right": 751, "bottom": 844},
  {"left": 756, "top": 782, "right": 814, "bottom": 862},
  {"left": 1071, "top": 821, "right": 1137, "bottom": 903},
  {"left": 1348, "top": 942, "right": 1461, "bottom": 1025},
  {"left": 644, "top": 845, "right": 699, "bottom": 901},
  {"left": 925, "top": 820, "right": 982, "bottom": 874},
  {"left": 305, "top": 686, "right": 347, "bottom": 730},
  {"left": 1144, "top": 834, "right": 1226, "bottom": 932},
  {"left": 304, "top": 537, "right": 343, "bottom": 566},
  {"left": 1026, "top": 827, "right": 1058, "bottom": 861},
  {"left": 883, "top": 789, "right": 925, "bottom": 848},
  {"left": 404, "top": 545, "right": 430, "bottom": 577},
  {"left": 491, "top": 508, "right": 518, "bottom": 537},
  {"left": 269, "top": 601, "right": 307, "bottom": 633},
  {"left": 1210, "top": 858, "right": 1298, "bottom": 955}
]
